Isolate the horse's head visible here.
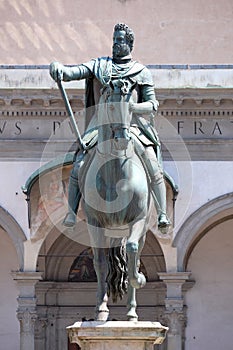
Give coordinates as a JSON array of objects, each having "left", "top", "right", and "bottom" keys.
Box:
[{"left": 104, "top": 79, "right": 136, "bottom": 152}]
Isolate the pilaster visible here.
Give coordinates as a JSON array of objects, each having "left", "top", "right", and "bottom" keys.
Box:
[
  {"left": 12, "top": 271, "right": 43, "bottom": 350},
  {"left": 158, "top": 272, "right": 191, "bottom": 350}
]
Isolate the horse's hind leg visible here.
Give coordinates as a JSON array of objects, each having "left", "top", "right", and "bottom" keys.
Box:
[
  {"left": 92, "top": 247, "right": 109, "bottom": 321},
  {"left": 126, "top": 221, "right": 147, "bottom": 290},
  {"left": 126, "top": 235, "right": 146, "bottom": 321}
]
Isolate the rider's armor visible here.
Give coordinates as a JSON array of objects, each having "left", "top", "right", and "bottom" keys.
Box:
[{"left": 62, "top": 57, "right": 170, "bottom": 230}]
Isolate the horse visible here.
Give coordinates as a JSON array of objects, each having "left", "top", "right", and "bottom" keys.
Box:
[{"left": 80, "top": 79, "right": 151, "bottom": 321}]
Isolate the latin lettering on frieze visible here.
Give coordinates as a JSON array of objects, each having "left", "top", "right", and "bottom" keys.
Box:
[
  {"left": 14, "top": 121, "right": 22, "bottom": 135},
  {"left": 0, "top": 121, "right": 6, "bottom": 134},
  {"left": 53, "top": 121, "right": 61, "bottom": 135},
  {"left": 0, "top": 118, "right": 81, "bottom": 140},
  {"left": 212, "top": 122, "right": 222, "bottom": 135},
  {"left": 164, "top": 118, "right": 233, "bottom": 139},
  {"left": 194, "top": 121, "right": 205, "bottom": 135},
  {"left": 177, "top": 121, "right": 184, "bottom": 135},
  {"left": 0, "top": 118, "right": 232, "bottom": 139},
  {"left": 0, "top": 108, "right": 232, "bottom": 141}
]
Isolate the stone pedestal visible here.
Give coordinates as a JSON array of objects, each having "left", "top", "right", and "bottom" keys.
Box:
[{"left": 67, "top": 321, "right": 168, "bottom": 350}]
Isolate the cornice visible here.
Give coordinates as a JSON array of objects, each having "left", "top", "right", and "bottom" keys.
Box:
[
  {"left": 0, "top": 88, "right": 232, "bottom": 116},
  {"left": 0, "top": 66, "right": 233, "bottom": 89}
]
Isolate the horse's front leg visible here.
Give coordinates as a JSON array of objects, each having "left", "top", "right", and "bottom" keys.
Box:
[
  {"left": 127, "top": 284, "right": 138, "bottom": 321},
  {"left": 92, "top": 247, "right": 109, "bottom": 321},
  {"left": 126, "top": 222, "right": 146, "bottom": 290}
]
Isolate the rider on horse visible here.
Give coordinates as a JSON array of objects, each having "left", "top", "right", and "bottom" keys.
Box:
[{"left": 50, "top": 23, "right": 170, "bottom": 232}]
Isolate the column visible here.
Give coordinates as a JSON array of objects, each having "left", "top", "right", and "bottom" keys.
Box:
[
  {"left": 12, "top": 271, "right": 43, "bottom": 350},
  {"left": 158, "top": 272, "right": 191, "bottom": 350}
]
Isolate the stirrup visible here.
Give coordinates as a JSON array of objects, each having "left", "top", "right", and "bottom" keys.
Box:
[{"left": 62, "top": 212, "right": 76, "bottom": 227}]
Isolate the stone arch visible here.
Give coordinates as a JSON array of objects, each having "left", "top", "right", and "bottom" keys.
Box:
[
  {"left": 173, "top": 192, "right": 233, "bottom": 271},
  {"left": 35, "top": 225, "right": 167, "bottom": 348},
  {"left": 0, "top": 205, "right": 26, "bottom": 270},
  {"left": 37, "top": 228, "right": 166, "bottom": 282}
]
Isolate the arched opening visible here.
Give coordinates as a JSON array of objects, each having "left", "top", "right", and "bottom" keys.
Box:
[
  {"left": 173, "top": 193, "right": 233, "bottom": 271},
  {"left": 185, "top": 216, "right": 233, "bottom": 350},
  {"left": 0, "top": 226, "right": 20, "bottom": 349},
  {"left": 0, "top": 206, "right": 26, "bottom": 270},
  {"left": 0, "top": 206, "right": 26, "bottom": 349},
  {"left": 35, "top": 228, "right": 166, "bottom": 350}
]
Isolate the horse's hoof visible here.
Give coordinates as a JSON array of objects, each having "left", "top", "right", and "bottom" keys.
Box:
[
  {"left": 95, "top": 310, "right": 109, "bottom": 322},
  {"left": 130, "top": 273, "right": 146, "bottom": 289},
  {"left": 127, "top": 315, "right": 138, "bottom": 321},
  {"left": 127, "top": 309, "right": 138, "bottom": 321},
  {"left": 138, "top": 273, "right": 146, "bottom": 288},
  {"left": 158, "top": 214, "right": 171, "bottom": 234}
]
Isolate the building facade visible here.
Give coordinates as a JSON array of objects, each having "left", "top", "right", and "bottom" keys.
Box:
[{"left": 0, "top": 1, "right": 233, "bottom": 350}]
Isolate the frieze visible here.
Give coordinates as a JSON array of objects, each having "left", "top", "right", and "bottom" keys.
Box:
[
  {"left": 0, "top": 115, "right": 232, "bottom": 140},
  {"left": 0, "top": 88, "right": 232, "bottom": 160}
]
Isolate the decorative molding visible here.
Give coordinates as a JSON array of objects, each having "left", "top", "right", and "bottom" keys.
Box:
[
  {"left": 173, "top": 192, "right": 233, "bottom": 270},
  {"left": 0, "top": 87, "right": 232, "bottom": 161},
  {"left": 12, "top": 271, "right": 43, "bottom": 281},
  {"left": 0, "top": 88, "right": 232, "bottom": 114},
  {"left": 0, "top": 206, "right": 26, "bottom": 270}
]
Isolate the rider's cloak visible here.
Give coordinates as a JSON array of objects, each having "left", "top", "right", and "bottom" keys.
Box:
[{"left": 79, "top": 57, "right": 161, "bottom": 163}]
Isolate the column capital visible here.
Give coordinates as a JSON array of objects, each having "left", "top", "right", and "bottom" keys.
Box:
[
  {"left": 158, "top": 272, "right": 191, "bottom": 300},
  {"left": 12, "top": 271, "right": 43, "bottom": 281},
  {"left": 12, "top": 271, "right": 43, "bottom": 299},
  {"left": 162, "top": 311, "right": 187, "bottom": 336},
  {"left": 158, "top": 272, "right": 191, "bottom": 282}
]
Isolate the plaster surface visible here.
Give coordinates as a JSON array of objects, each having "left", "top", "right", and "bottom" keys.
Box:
[
  {"left": 164, "top": 161, "right": 233, "bottom": 233},
  {"left": 185, "top": 219, "right": 233, "bottom": 349},
  {"left": 0, "top": 67, "right": 233, "bottom": 89},
  {"left": 0, "top": 161, "right": 46, "bottom": 238},
  {"left": 0, "top": 0, "right": 232, "bottom": 65},
  {"left": 0, "top": 228, "right": 20, "bottom": 350}
]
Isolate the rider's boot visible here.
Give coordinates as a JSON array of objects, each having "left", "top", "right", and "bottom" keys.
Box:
[
  {"left": 150, "top": 173, "right": 171, "bottom": 230},
  {"left": 63, "top": 175, "right": 81, "bottom": 227},
  {"left": 140, "top": 149, "right": 170, "bottom": 232}
]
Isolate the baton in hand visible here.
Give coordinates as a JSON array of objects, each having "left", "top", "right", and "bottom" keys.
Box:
[{"left": 57, "top": 78, "right": 86, "bottom": 151}]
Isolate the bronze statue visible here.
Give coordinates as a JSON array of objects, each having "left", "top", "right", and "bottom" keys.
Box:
[
  {"left": 50, "top": 23, "right": 170, "bottom": 321},
  {"left": 50, "top": 23, "right": 169, "bottom": 231}
]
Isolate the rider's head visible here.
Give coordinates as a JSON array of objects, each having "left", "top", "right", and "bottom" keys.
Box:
[{"left": 112, "top": 23, "right": 135, "bottom": 59}]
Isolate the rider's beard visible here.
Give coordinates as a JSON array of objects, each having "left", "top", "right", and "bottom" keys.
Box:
[{"left": 112, "top": 43, "right": 131, "bottom": 60}]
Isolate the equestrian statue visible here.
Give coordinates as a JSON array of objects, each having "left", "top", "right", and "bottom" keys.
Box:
[{"left": 50, "top": 23, "right": 170, "bottom": 321}]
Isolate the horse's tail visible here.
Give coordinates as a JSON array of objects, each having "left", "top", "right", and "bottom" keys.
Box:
[{"left": 106, "top": 243, "right": 128, "bottom": 303}]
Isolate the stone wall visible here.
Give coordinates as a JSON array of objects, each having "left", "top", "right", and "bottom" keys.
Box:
[{"left": 0, "top": 0, "right": 232, "bottom": 65}]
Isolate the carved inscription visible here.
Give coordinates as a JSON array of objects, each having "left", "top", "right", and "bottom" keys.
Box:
[
  {"left": 175, "top": 119, "right": 233, "bottom": 137},
  {"left": 0, "top": 119, "right": 79, "bottom": 139},
  {"left": 0, "top": 117, "right": 232, "bottom": 140}
]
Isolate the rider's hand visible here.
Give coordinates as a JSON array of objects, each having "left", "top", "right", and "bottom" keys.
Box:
[
  {"left": 49, "top": 61, "right": 64, "bottom": 82},
  {"left": 129, "top": 101, "right": 136, "bottom": 113},
  {"left": 129, "top": 101, "right": 154, "bottom": 114}
]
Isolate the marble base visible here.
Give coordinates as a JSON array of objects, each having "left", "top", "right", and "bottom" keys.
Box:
[{"left": 67, "top": 321, "right": 168, "bottom": 350}]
